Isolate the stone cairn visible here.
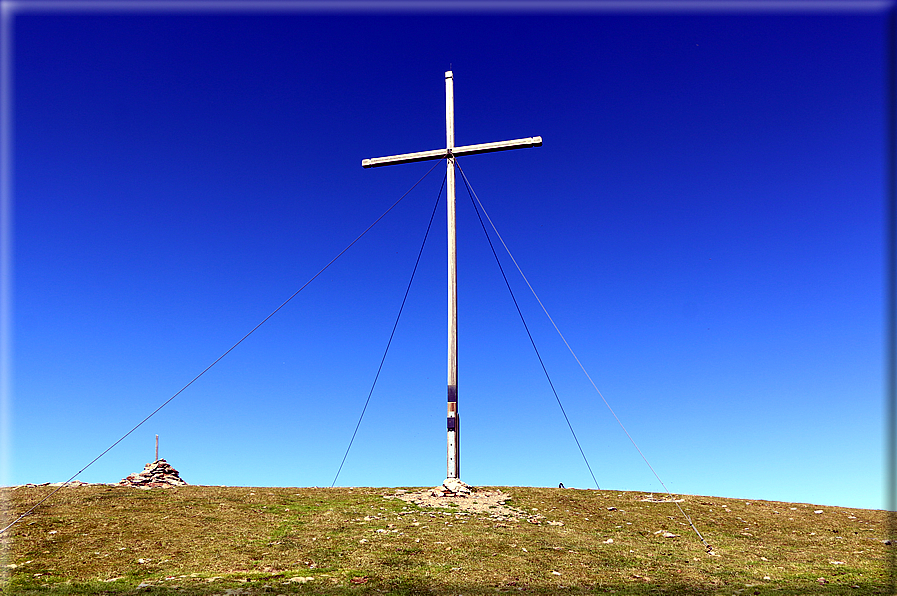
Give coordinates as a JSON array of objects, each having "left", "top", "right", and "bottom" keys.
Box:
[
  {"left": 430, "top": 477, "right": 472, "bottom": 497},
  {"left": 119, "top": 459, "right": 187, "bottom": 488}
]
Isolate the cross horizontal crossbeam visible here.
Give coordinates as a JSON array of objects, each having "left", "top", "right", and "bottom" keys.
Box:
[{"left": 362, "top": 136, "right": 542, "bottom": 168}]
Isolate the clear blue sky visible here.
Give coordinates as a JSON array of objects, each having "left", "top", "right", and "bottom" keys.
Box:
[{"left": 4, "top": 3, "right": 889, "bottom": 511}]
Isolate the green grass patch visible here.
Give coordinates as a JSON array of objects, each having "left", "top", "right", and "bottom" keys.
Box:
[{"left": 1, "top": 485, "right": 889, "bottom": 594}]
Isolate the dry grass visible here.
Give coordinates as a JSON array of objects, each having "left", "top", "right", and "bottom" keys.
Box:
[{"left": 0, "top": 484, "right": 890, "bottom": 594}]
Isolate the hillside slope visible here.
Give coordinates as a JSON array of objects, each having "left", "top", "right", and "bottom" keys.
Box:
[{"left": 1, "top": 485, "right": 889, "bottom": 594}]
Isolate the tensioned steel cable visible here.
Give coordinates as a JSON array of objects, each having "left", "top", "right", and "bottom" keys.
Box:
[
  {"left": 1, "top": 160, "right": 442, "bottom": 536},
  {"left": 458, "top": 164, "right": 600, "bottom": 490},
  {"left": 331, "top": 173, "right": 446, "bottom": 488},
  {"left": 455, "top": 162, "right": 712, "bottom": 551}
]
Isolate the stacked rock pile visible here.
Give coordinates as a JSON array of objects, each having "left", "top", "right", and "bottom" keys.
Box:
[
  {"left": 119, "top": 459, "right": 187, "bottom": 488},
  {"left": 430, "top": 477, "right": 472, "bottom": 497}
]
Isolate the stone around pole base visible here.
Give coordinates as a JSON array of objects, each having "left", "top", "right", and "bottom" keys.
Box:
[{"left": 430, "top": 477, "right": 473, "bottom": 497}]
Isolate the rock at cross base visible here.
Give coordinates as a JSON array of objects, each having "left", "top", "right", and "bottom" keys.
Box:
[
  {"left": 430, "top": 477, "right": 472, "bottom": 497},
  {"left": 119, "top": 459, "right": 188, "bottom": 488}
]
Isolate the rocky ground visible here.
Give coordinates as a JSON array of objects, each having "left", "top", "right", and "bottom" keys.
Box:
[{"left": 383, "top": 478, "right": 556, "bottom": 526}]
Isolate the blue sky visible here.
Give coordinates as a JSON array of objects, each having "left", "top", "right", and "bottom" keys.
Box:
[{"left": 3, "top": 3, "right": 889, "bottom": 511}]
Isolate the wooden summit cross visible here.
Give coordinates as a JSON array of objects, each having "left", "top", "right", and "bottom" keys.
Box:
[{"left": 362, "top": 71, "right": 541, "bottom": 485}]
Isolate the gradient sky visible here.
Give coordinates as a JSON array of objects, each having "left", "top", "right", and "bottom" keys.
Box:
[{"left": 4, "top": 2, "right": 889, "bottom": 511}]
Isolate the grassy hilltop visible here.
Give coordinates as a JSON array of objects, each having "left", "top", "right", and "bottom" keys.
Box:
[{"left": 1, "top": 484, "right": 890, "bottom": 595}]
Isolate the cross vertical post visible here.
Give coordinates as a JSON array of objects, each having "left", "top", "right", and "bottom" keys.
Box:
[
  {"left": 361, "top": 72, "right": 541, "bottom": 487},
  {"left": 445, "top": 71, "right": 459, "bottom": 479}
]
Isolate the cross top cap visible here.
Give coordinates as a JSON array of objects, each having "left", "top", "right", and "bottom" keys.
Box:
[{"left": 445, "top": 71, "right": 453, "bottom": 78}]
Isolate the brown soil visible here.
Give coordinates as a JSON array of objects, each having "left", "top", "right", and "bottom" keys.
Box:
[{"left": 383, "top": 486, "right": 550, "bottom": 524}]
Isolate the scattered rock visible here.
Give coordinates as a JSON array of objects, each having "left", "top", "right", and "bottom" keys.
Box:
[
  {"left": 639, "top": 495, "right": 684, "bottom": 503},
  {"left": 120, "top": 459, "right": 187, "bottom": 488},
  {"left": 814, "top": 510, "right": 824, "bottom": 514},
  {"left": 817, "top": 578, "right": 828, "bottom": 585},
  {"left": 53, "top": 480, "right": 92, "bottom": 488},
  {"left": 387, "top": 485, "right": 522, "bottom": 518},
  {"left": 18, "top": 480, "right": 94, "bottom": 488},
  {"left": 287, "top": 577, "right": 313, "bottom": 584}
]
